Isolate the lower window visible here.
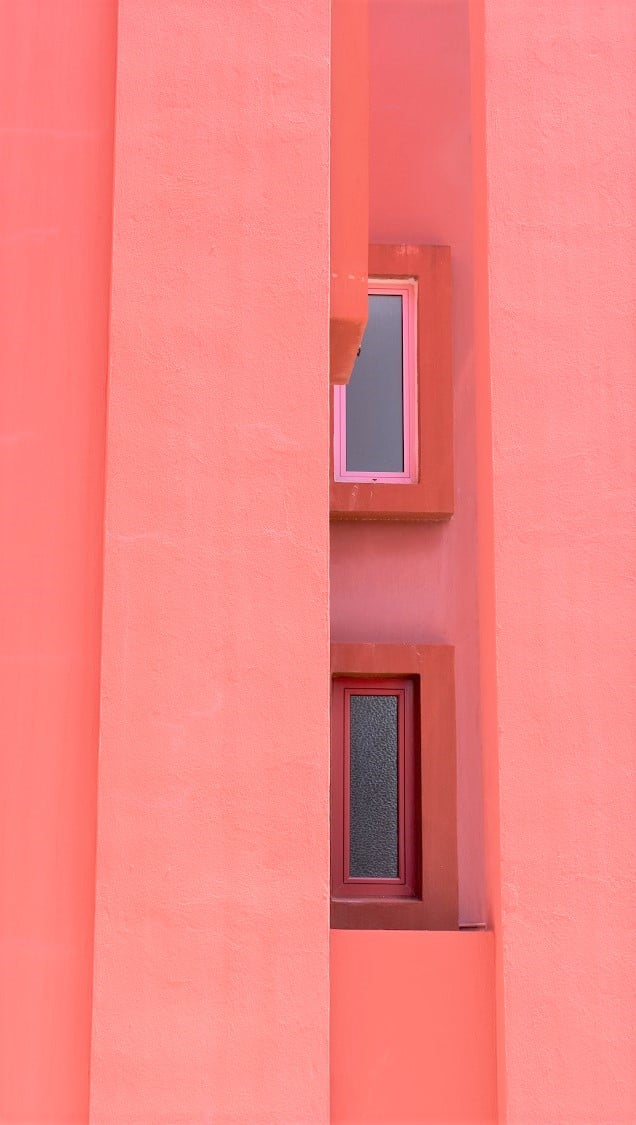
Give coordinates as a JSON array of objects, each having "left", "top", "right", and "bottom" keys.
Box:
[
  {"left": 331, "top": 643, "right": 458, "bottom": 930},
  {"left": 331, "top": 678, "right": 418, "bottom": 899}
]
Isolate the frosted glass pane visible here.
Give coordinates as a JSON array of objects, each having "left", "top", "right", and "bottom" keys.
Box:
[
  {"left": 346, "top": 294, "right": 404, "bottom": 473},
  {"left": 349, "top": 694, "right": 399, "bottom": 878}
]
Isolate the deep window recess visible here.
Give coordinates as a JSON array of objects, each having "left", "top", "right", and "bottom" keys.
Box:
[
  {"left": 330, "top": 643, "right": 459, "bottom": 930},
  {"left": 334, "top": 280, "right": 417, "bottom": 484}
]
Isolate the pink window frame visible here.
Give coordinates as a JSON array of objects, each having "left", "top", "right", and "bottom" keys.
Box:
[{"left": 333, "top": 278, "right": 418, "bottom": 484}]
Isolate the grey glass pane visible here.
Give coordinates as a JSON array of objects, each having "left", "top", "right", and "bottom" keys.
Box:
[
  {"left": 349, "top": 694, "right": 399, "bottom": 878},
  {"left": 346, "top": 293, "right": 404, "bottom": 473}
]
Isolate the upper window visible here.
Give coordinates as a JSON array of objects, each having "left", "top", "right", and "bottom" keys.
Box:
[
  {"left": 330, "top": 244, "right": 453, "bottom": 522},
  {"left": 333, "top": 280, "right": 417, "bottom": 484}
]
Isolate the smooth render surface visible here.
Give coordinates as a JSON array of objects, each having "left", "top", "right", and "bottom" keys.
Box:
[
  {"left": 480, "top": 1, "right": 636, "bottom": 1120},
  {"left": 331, "top": 931, "right": 497, "bottom": 1123},
  {"left": 89, "top": 3, "right": 331, "bottom": 1122},
  {"left": 0, "top": 3, "right": 116, "bottom": 1120}
]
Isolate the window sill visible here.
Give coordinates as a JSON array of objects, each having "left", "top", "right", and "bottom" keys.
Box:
[{"left": 331, "top": 898, "right": 458, "bottom": 931}]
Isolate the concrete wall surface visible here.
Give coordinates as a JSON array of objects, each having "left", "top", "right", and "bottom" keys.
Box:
[
  {"left": 89, "top": 3, "right": 331, "bottom": 1122},
  {"left": 331, "top": 931, "right": 497, "bottom": 1124},
  {"left": 1, "top": 1, "right": 634, "bottom": 1122},
  {"left": 480, "top": 1, "right": 636, "bottom": 1120},
  {"left": 0, "top": 3, "right": 116, "bottom": 1119}
]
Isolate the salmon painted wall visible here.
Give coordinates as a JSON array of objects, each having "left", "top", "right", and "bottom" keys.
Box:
[
  {"left": 331, "top": 931, "right": 497, "bottom": 1125},
  {"left": 89, "top": 3, "right": 331, "bottom": 1122},
  {"left": 330, "top": 0, "right": 484, "bottom": 924},
  {"left": 0, "top": 3, "right": 116, "bottom": 1120},
  {"left": 479, "top": 1, "right": 636, "bottom": 1120}
]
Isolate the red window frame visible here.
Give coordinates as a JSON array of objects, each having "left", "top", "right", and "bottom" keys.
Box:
[
  {"left": 331, "top": 643, "right": 458, "bottom": 930},
  {"left": 332, "top": 678, "right": 418, "bottom": 900}
]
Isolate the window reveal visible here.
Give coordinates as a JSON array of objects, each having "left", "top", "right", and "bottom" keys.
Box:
[
  {"left": 330, "top": 643, "right": 459, "bottom": 931},
  {"left": 330, "top": 244, "right": 453, "bottom": 522}
]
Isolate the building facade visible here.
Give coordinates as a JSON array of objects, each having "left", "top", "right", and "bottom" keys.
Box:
[{"left": 0, "top": 1, "right": 634, "bottom": 1122}]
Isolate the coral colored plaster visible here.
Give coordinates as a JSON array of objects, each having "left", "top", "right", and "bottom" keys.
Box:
[
  {"left": 0, "top": 2, "right": 116, "bottom": 1120},
  {"left": 331, "top": 931, "right": 497, "bottom": 1124},
  {"left": 89, "top": 4, "right": 330, "bottom": 1123},
  {"left": 469, "top": 0, "right": 507, "bottom": 1113},
  {"left": 481, "top": 2, "right": 636, "bottom": 1120}
]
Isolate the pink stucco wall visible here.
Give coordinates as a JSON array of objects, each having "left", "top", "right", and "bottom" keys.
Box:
[
  {"left": 2, "top": 1, "right": 633, "bottom": 1121},
  {"left": 331, "top": 0, "right": 484, "bottom": 923},
  {"left": 89, "top": 3, "right": 331, "bottom": 1122},
  {"left": 332, "top": 931, "right": 497, "bottom": 1124},
  {"left": 0, "top": 3, "right": 116, "bottom": 1120},
  {"left": 479, "top": 1, "right": 636, "bottom": 1120}
]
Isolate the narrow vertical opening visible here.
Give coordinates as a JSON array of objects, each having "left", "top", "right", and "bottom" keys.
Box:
[{"left": 348, "top": 691, "right": 400, "bottom": 879}]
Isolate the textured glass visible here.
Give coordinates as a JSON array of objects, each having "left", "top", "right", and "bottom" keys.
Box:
[
  {"left": 345, "top": 294, "right": 404, "bottom": 473},
  {"left": 349, "top": 694, "right": 399, "bottom": 878}
]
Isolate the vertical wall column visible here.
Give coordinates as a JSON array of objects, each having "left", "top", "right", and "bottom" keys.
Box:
[
  {"left": 330, "top": 0, "right": 368, "bottom": 385},
  {"left": 89, "top": 3, "right": 331, "bottom": 1122},
  {"left": 477, "top": 2, "right": 636, "bottom": 1120},
  {"left": 0, "top": 3, "right": 117, "bottom": 1121}
]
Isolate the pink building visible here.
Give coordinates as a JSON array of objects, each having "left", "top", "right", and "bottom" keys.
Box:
[{"left": 1, "top": 1, "right": 634, "bottom": 1122}]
